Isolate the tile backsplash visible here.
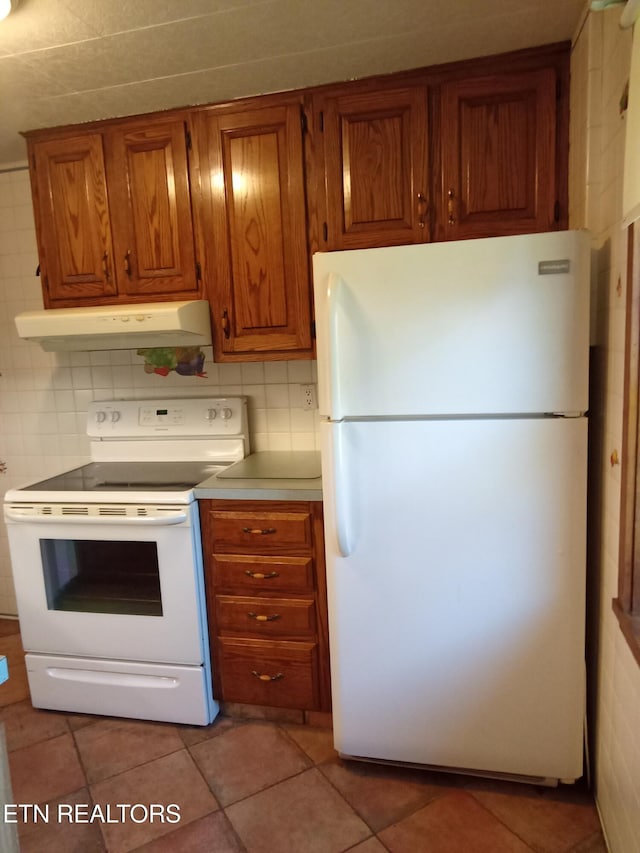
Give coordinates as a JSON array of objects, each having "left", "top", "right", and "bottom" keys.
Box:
[{"left": 0, "top": 167, "right": 320, "bottom": 616}]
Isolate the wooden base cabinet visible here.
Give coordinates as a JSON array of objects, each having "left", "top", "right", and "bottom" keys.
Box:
[{"left": 201, "top": 500, "right": 330, "bottom": 712}]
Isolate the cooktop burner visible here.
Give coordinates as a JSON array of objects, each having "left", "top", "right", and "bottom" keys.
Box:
[{"left": 20, "top": 461, "right": 227, "bottom": 494}]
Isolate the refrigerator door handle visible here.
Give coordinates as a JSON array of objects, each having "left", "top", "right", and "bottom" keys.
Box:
[
  {"left": 327, "top": 273, "right": 345, "bottom": 421},
  {"left": 332, "top": 421, "right": 353, "bottom": 557}
]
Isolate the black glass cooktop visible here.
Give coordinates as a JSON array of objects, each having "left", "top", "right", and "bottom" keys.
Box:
[{"left": 21, "top": 461, "right": 226, "bottom": 493}]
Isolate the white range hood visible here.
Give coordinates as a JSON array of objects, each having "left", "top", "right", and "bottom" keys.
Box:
[{"left": 14, "top": 300, "right": 213, "bottom": 352}]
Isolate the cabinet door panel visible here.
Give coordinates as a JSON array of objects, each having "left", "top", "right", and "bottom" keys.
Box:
[
  {"left": 108, "top": 120, "right": 198, "bottom": 297},
  {"left": 199, "top": 103, "right": 312, "bottom": 357},
  {"left": 32, "top": 134, "right": 116, "bottom": 304},
  {"left": 322, "top": 87, "right": 429, "bottom": 249},
  {"left": 440, "top": 68, "right": 557, "bottom": 240}
]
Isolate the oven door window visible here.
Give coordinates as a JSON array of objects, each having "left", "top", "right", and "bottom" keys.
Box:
[{"left": 40, "top": 539, "right": 163, "bottom": 617}]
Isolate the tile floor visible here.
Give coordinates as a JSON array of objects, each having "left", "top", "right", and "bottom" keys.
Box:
[{"left": 0, "top": 619, "right": 606, "bottom": 853}]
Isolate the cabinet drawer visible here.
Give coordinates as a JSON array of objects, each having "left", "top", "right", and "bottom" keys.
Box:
[
  {"left": 218, "top": 638, "right": 319, "bottom": 709},
  {"left": 216, "top": 595, "right": 316, "bottom": 637},
  {"left": 211, "top": 555, "right": 314, "bottom": 593},
  {"left": 210, "top": 510, "right": 312, "bottom": 551}
]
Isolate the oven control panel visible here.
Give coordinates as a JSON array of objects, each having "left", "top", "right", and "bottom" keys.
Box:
[{"left": 87, "top": 397, "right": 248, "bottom": 438}]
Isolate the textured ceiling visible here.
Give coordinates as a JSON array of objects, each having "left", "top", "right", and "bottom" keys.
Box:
[{"left": 0, "top": 0, "right": 587, "bottom": 167}]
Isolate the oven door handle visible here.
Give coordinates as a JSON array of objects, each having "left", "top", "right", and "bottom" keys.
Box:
[{"left": 3, "top": 509, "right": 188, "bottom": 525}]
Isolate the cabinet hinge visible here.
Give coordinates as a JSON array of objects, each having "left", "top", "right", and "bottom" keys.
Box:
[
  {"left": 35, "top": 264, "right": 40, "bottom": 277},
  {"left": 322, "top": 222, "right": 328, "bottom": 242},
  {"left": 319, "top": 111, "right": 324, "bottom": 132},
  {"left": 554, "top": 200, "right": 561, "bottom": 222},
  {"left": 186, "top": 128, "right": 192, "bottom": 150},
  {"left": 195, "top": 261, "right": 202, "bottom": 280},
  {"left": 556, "top": 78, "right": 562, "bottom": 100},
  {"left": 311, "top": 320, "right": 316, "bottom": 339},
  {"left": 301, "top": 110, "right": 308, "bottom": 134}
]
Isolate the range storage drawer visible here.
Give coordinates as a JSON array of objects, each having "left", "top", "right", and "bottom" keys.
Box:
[
  {"left": 212, "top": 554, "right": 314, "bottom": 593},
  {"left": 208, "top": 509, "right": 312, "bottom": 551},
  {"left": 218, "top": 638, "right": 319, "bottom": 709},
  {"left": 216, "top": 595, "right": 316, "bottom": 636}
]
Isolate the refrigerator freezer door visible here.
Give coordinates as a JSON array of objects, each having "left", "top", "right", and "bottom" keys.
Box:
[
  {"left": 313, "top": 230, "right": 590, "bottom": 419},
  {"left": 320, "top": 416, "right": 586, "bottom": 781}
]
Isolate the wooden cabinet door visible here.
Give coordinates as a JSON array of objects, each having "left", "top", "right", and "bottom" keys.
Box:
[
  {"left": 198, "top": 102, "right": 312, "bottom": 359},
  {"left": 106, "top": 119, "right": 199, "bottom": 298},
  {"left": 439, "top": 67, "right": 558, "bottom": 241},
  {"left": 31, "top": 134, "right": 116, "bottom": 305},
  {"left": 321, "top": 86, "right": 429, "bottom": 249}
]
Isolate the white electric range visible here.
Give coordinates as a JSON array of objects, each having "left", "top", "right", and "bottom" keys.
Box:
[{"left": 3, "top": 397, "right": 249, "bottom": 725}]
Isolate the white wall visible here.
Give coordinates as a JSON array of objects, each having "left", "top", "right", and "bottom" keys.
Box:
[
  {"left": 570, "top": 8, "right": 640, "bottom": 853},
  {"left": 0, "top": 167, "right": 320, "bottom": 615}
]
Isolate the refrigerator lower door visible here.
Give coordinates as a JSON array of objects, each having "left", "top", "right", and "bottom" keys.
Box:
[{"left": 321, "top": 416, "right": 586, "bottom": 782}]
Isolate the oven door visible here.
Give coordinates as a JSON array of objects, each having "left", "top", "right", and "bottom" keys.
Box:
[{"left": 4, "top": 504, "right": 208, "bottom": 666}]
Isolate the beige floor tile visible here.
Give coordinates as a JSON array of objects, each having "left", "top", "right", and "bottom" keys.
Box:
[
  {"left": 16, "top": 787, "right": 106, "bottom": 853},
  {"left": 178, "top": 712, "right": 240, "bottom": 747},
  {"left": 569, "top": 831, "right": 609, "bottom": 852},
  {"left": 226, "top": 767, "right": 372, "bottom": 853},
  {"left": 66, "top": 712, "right": 102, "bottom": 731},
  {"left": 349, "top": 838, "right": 389, "bottom": 853},
  {"left": 378, "top": 790, "right": 534, "bottom": 853},
  {"left": 8, "top": 733, "right": 86, "bottom": 806},
  {"left": 469, "top": 779, "right": 604, "bottom": 853},
  {"left": 90, "top": 749, "right": 219, "bottom": 853},
  {"left": 133, "top": 811, "right": 244, "bottom": 852},
  {"left": 190, "top": 720, "right": 311, "bottom": 806},
  {"left": 320, "top": 757, "right": 452, "bottom": 832},
  {"left": 74, "top": 718, "right": 184, "bottom": 783},
  {"left": 283, "top": 722, "right": 338, "bottom": 764},
  {"left": 0, "top": 700, "right": 70, "bottom": 751},
  {"left": 320, "top": 761, "right": 456, "bottom": 832}
]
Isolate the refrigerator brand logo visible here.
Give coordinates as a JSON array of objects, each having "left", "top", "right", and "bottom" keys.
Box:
[{"left": 538, "top": 259, "right": 571, "bottom": 275}]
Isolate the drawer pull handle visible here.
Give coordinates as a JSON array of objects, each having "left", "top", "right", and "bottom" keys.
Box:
[
  {"left": 251, "top": 670, "right": 284, "bottom": 682},
  {"left": 244, "top": 570, "right": 280, "bottom": 579},
  {"left": 247, "top": 612, "right": 281, "bottom": 622},
  {"left": 242, "top": 527, "right": 277, "bottom": 535}
]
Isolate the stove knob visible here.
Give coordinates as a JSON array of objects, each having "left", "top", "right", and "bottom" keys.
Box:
[
  {"left": 221, "top": 407, "right": 233, "bottom": 420},
  {"left": 206, "top": 408, "right": 217, "bottom": 421},
  {"left": 95, "top": 411, "right": 107, "bottom": 423},
  {"left": 110, "top": 410, "right": 121, "bottom": 423}
]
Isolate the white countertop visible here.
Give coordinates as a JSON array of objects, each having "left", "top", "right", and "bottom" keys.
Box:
[{"left": 194, "top": 451, "right": 323, "bottom": 501}]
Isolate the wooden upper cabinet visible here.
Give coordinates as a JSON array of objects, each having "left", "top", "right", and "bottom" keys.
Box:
[
  {"left": 31, "top": 134, "right": 116, "bottom": 303},
  {"left": 105, "top": 120, "right": 198, "bottom": 298},
  {"left": 321, "top": 86, "right": 429, "bottom": 249},
  {"left": 28, "top": 117, "right": 199, "bottom": 308},
  {"left": 195, "top": 100, "right": 313, "bottom": 360},
  {"left": 438, "top": 67, "right": 559, "bottom": 241}
]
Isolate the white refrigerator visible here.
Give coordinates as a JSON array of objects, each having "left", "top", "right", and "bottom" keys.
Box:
[{"left": 312, "top": 229, "right": 589, "bottom": 785}]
